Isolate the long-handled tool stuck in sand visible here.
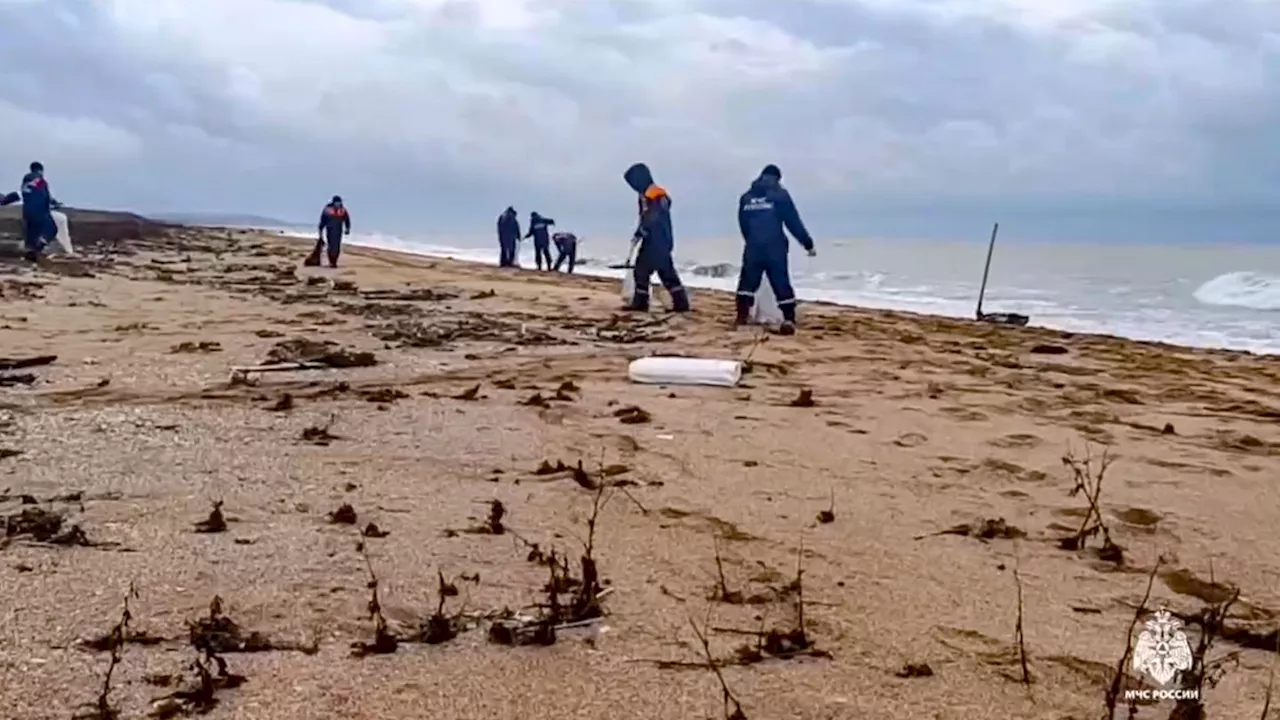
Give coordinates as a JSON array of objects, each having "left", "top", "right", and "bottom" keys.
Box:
[{"left": 974, "top": 222, "right": 1030, "bottom": 327}]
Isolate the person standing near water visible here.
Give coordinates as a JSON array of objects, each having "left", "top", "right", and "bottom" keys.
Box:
[
  {"left": 307, "top": 195, "right": 350, "bottom": 268},
  {"left": 496, "top": 206, "right": 521, "bottom": 267},
  {"left": 525, "top": 211, "right": 555, "bottom": 270},
  {"left": 733, "top": 164, "right": 815, "bottom": 335},
  {"left": 622, "top": 162, "right": 690, "bottom": 312}
]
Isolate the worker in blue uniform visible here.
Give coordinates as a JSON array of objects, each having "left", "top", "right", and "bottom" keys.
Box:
[
  {"left": 524, "top": 212, "right": 555, "bottom": 270},
  {"left": 18, "top": 162, "right": 61, "bottom": 261},
  {"left": 307, "top": 195, "right": 351, "bottom": 267},
  {"left": 622, "top": 162, "right": 689, "bottom": 312},
  {"left": 734, "top": 164, "right": 816, "bottom": 334},
  {"left": 497, "top": 206, "right": 521, "bottom": 267}
]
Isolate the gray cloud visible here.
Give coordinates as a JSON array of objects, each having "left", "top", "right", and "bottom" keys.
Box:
[{"left": 0, "top": 0, "right": 1276, "bottom": 240}]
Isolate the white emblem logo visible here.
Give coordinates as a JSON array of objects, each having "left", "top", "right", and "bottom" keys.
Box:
[{"left": 1132, "top": 608, "right": 1194, "bottom": 686}]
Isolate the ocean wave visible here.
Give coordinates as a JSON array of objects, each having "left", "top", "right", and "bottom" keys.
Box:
[
  {"left": 1193, "top": 271, "right": 1280, "bottom": 311},
  {"left": 688, "top": 262, "right": 737, "bottom": 278}
]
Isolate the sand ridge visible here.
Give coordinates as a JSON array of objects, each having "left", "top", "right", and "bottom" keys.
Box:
[{"left": 1, "top": 226, "right": 1278, "bottom": 719}]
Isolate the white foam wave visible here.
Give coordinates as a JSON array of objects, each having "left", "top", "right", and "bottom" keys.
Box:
[{"left": 1193, "top": 271, "right": 1280, "bottom": 311}]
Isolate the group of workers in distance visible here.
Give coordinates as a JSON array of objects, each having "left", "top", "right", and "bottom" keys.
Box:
[
  {"left": 5, "top": 158, "right": 815, "bottom": 335},
  {"left": 0, "top": 162, "right": 64, "bottom": 262},
  {"left": 493, "top": 162, "right": 816, "bottom": 334},
  {"left": 495, "top": 208, "right": 579, "bottom": 273}
]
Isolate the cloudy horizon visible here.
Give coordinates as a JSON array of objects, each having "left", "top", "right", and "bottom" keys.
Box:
[{"left": 1, "top": 0, "right": 1277, "bottom": 243}]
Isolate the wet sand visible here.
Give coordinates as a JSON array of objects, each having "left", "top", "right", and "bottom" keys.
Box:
[{"left": 1, "top": 224, "right": 1278, "bottom": 720}]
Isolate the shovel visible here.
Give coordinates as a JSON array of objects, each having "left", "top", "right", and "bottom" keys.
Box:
[{"left": 606, "top": 237, "right": 641, "bottom": 270}]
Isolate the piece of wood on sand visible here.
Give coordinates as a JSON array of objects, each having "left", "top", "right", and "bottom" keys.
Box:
[{"left": 228, "top": 361, "right": 330, "bottom": 383}]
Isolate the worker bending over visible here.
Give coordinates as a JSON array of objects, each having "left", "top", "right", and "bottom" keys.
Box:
[
  {"left": 17, "top": 162, "right": 61, "bottom": 262},
  {"left": 622, "top": 162, "right": 689, "bottom": 312},
  {"left": 734, "top": 164, "right": 815, "bottom": 335},
  {"left": 552, "top": 232, "right": 578, "bottom": 273},
  {"left": 307, "top": 195, "right": 351, "bottom": 268}
]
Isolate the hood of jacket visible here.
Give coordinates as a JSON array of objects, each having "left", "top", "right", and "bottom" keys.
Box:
[
  {"left": 749, "top": 174, "right": 780, "bottom": 193},
  {"left": 623, "top": 163, "right": 654, "bottom": 194}
]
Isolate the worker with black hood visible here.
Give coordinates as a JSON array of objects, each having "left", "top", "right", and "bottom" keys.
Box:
[
  {"left": 307, "top": 195, "right": 350, "bottom": 268},
  {"left": 734, "top": 164, "right": 815, "bottom": 334},
  {"left": 622, "top": 162, "right": 689, "bottom": 312},
  {"left": 496, "top": 206, "right": 521, "bottom": 267},
  {"left": 524, "top": 211, "right": 555, "bottom": 270},
  {"left": 17, "top": 162, "right": 61, "bottom": 261}
]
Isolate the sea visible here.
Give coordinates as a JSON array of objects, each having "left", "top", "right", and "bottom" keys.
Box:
[{"left": 266, "top": 227, "right": 1280, "bottom": 355}]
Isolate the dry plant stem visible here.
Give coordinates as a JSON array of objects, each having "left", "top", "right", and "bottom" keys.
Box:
[
  {"left": 1261, "top": 633, "right": 1278, "bottom": 720},
  {"left": 577, "top": 481, "right": 611, "bottom": 607},
  {"left": 712, "top": 537, "right": 737, "bottom": 601},
  {"left": 582, "top": 482, "right": 607, "bottom": 562},
  {"left": 1105, "top": 556, "right": 1163, "bottom": 718},
  {"left": 741, "top": 327, "right": 766, "bottom": 365},
  {"left": 1064, "top": 445, "right": 1117, "bottom": 551},
  {"left": 1012, "top": 548, "right": 1031, "bottom": 686},
  {"left": 1177, "top": 587, "right": 1242, "bottom": 718},
  {"left": 92, "top": 582, "right": 139, "bottom": 719},
  {"left": 689, "top": 612, "right": 747, "bottom": 720},
  {"left": 794, "top": 538, "right": 805, "bottom": 639},
  {"left": 354, "top": 539, "right": 396, "bottom": 653},
  {"left": 616, "top": 485, "right": 648, "bottom": 514}
]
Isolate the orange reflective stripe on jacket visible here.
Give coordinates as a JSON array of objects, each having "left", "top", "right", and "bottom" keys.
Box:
[
  {"left": 643, "top": 185, "right": 667, "bottom": 201},
  {"left": 325, "top": 206, "right": 347, "bottom": 217}
]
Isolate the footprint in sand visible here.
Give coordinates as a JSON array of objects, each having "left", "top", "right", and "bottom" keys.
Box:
[
  {"left": 1112, "top": 507, "right": 1163, "bottom": 528},
  {"left": 1160, "top": 567, "right": 1238, "bottom": 604},
  {"left": 939, "top": 405, "right": 989, "bottom": 422},
  {"left": 1211, "top": 429, "right": 1276, "bottom": 456},
  {"left": 987, "top": 432, "right": 1043, "bottom": 449},
  {"left": 1097, "top": 387, "right": 1144, "bottom": 405},
  {"left": 892, "top": 432, "right": 928, "bottom": 448},
  {"left": 1141, "top": 456, "right": 1233, "bottom": 478},
  {"left": 978, "top": 458, "right": 1048, "bottom": 483}
]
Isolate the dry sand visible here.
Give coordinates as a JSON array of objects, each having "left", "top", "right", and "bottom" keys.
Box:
[{"left": 1, "top": 225, "right": 1278, "bottom": 720}]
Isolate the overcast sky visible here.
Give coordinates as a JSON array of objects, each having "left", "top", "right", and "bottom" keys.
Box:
[{"left": 1, "top": 0, "right": 1277, "bottom": 242}]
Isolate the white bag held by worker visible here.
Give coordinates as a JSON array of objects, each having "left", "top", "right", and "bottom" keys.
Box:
[
  {"left": 620, "top": 267, "right": 635, "bottom": 304},
  {"left": 750, "top": 279, "right": 784, "bottom": 324},
  {"left": 50, "top": 210, "right": 74, "bottom": 254},
  {"left": 618, "top": 236, "right": 641, "bottom": 304},
  {"left": 628, "top": 357, "right": 742, "bottom": 387}
]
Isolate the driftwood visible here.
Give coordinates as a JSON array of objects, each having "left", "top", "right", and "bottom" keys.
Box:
[
  {"left": 229, "top": 361, "right": 329, "bottom": 376},
  {"left": 0, "top": 355, "right": 56, "bottom": 371},
  {"left": 0, "top": 373, "right": 37, "bottom": 387}
]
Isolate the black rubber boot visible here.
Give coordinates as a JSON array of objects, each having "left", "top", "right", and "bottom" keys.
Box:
[
  {"left": 670, "top": 288, "right": 690, "bottom": 313},
  {"left": 734, "top": 296, "right": 752, "bottom": 326},
  {"left": 778, "top": 302, "right": 797, "bottom": 334}
]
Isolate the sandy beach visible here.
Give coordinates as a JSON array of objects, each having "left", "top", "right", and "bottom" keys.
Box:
[{"left": 2, "top": 216, "right": 1279, "bottom": 720}]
